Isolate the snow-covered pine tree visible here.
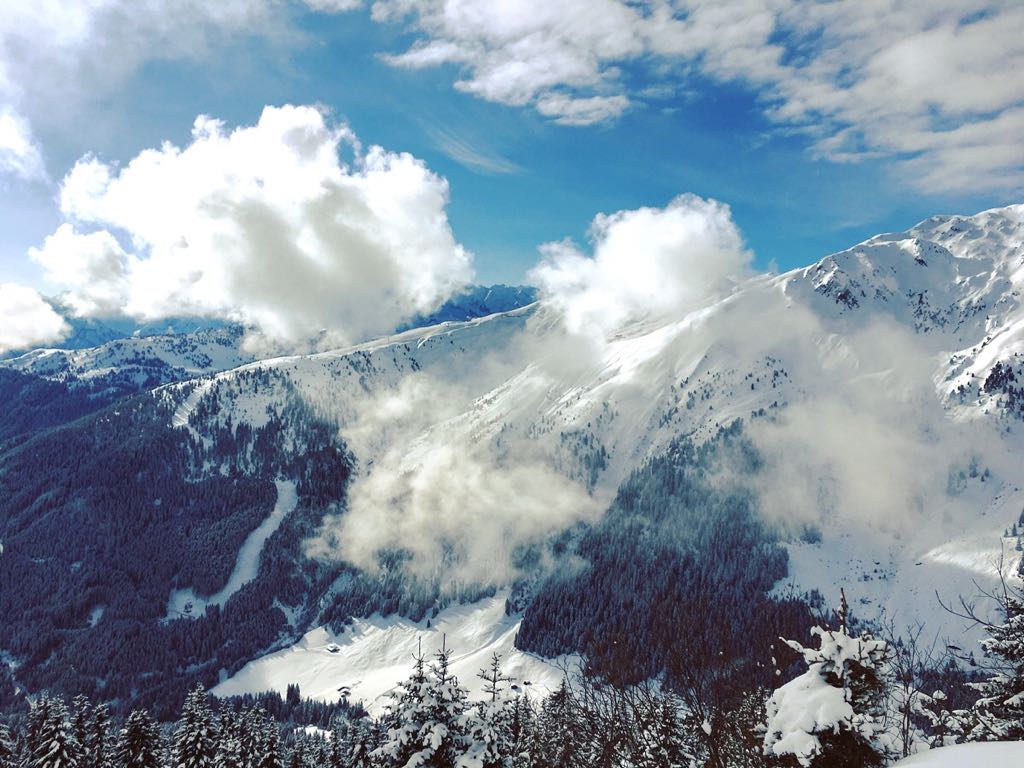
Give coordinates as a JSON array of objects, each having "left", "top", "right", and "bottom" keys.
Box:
[
  {"left": 86, "top": 702, "right": 113, "bottom": 768},
  {"left": 285, "top": 740, "right": 304, "bottom": 768},
  {"left": 327, "top": 720, "right": 348, "bottom": 768},
  {"left": 964, "top": 590, "right": 1024, "bottom": 740},
  {"left": 214, "top": 710, "right": 243, "bottom": 768},
  {"left": 378, "top": 640, "right": 469, "bottom": 768},
  {"left": 116, "top": 710, "right": 162, "bottom": 768},
  {"left": 255, "top": 718, "right": 283, "bottom": 768},
  {"left": 459, "top": 653, "right": 514, "bottom": 768},
  {"left": 377, "top": 646, "right": 432, "bottom": 768},
  {"left": 172, "top": 685, "right": 218, "bottom": 768},
  {"left": 505, "top": 695, "right": 540, "bottom": 768},
  {"left": 238, "top": 707, "right": 268, "bottom": 768},
  {"left": 348, "top": 718, "right": 378, "bottom": 768},
  {"left": 423, "top": 643, "right": 470, "bottom": 767},
  {"left": 536, "top": 681, "right": 579, "bottom": 768},
  {"left": 70, "top": 696, "right": 90, "bottom": 762},
  {"left": 29, "top": 695, "right": 79, "bottom": 768},
  {"left": 763, "top": 591, "right": 893, "bottom": 767},
  {"left": 643, "top": 696, "right": 691, "bottom": 768},
  {"left": 0, "top": 722, "right": 16, "bottom": 768}
]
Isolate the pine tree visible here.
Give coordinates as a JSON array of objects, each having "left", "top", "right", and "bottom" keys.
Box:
[
  {"left": 86, "top": 703, "right": 113, "bottom": 768},
  {"left": 459, "top": 654, "right": 514, "bottom": 768},
  {"left": 0, "top": 723, "right": 16, "bottom": 768},
  {"left": 70, "top": 696, "right": 90, "bottom": 764},
  {"left": 116, "top": 710, "right": 162, "bottom": 768},
  {"left": 327, "top": 720, "right": 348, "bottom": 768},
  {"left": 29, "top": 696, "right": 79, "bottom": 768},
  {"left": 965, "top": 591, "right": 1024, "bottom": 740},
  {"left": 172, "top": 685, "right": 218, "bottom": 768},
  {"left": 763, "top": 591, "right": 893, "bottom": 767},
  {"left": 505, "top": 696, "right": 540, "bottom": 768},
  {"left": 285, "top": 740, "right": 304, "bottom": 768},
  {"left": 644, "top": 697, "right": 690, "bottom": 768},
  {"left": 238, "top": 708, "right": 266, "bottom": 768},
  {"left": 378, "top": 641, "right": 469, "bottom": 768},
  {"left": 421, "top": 643, "right": 470, "bottom": 767},
  {"left": 378, "top": 646, "right": 432, "bottom": 767},
  {"left": 348, "top": 718, "right": 377, "bottom": 768},
  {"left": 536, "top": 682, "right": 578, "bottom": 768},
  {"left": 214, "top": 711, "right": 243, "bottom": 768},
  {"left": 256, "top": 719, "right": 283, "bottom": 768}
]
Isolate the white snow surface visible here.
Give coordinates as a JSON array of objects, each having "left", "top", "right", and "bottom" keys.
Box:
[
  {"left": 213, "top": 591, "right": 575, "bottom": 714},
  {"left": 892, "top": 741, "right": 1024, "bottom": 766},
  {"left": 167, "top": 481, "right": 297, "bottom": 619},
  {"left": 0, "top": 325, "right": 251, "bottom": 388}
]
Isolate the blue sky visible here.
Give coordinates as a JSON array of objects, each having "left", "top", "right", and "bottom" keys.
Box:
[{"left": 1, "top": 1, "right": 1022, "bottom": 349}]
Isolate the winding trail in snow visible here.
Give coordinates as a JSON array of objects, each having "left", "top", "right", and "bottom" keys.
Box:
[{"left": 167, "top": 480, "right": 298, "bottom": 619}]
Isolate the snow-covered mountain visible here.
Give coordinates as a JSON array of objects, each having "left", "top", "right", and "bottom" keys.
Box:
[
  {"left": 0, "top": 324, "right": 254, "bottom": 395},
  {"left": 0, "top": 284, "right": 540, "bottom": 397},
  {"left": 131, "top": 204, "right": 1021, "bottom": 705},
  {"left": 2, "top": 205, "right": 1022, "bottom": 712}
]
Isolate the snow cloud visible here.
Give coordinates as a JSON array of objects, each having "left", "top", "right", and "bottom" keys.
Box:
[
  {"left": 366, "top": 0, "right": 1024, "bottom": 193},
  {"left": 529, "top": 194, "right": 751, "bottom": 339},
  {"left": 309, "top": 373, "right": 600, "bottom": 585},
  {"left": 693, "top": 288, "right": 1016, "bottom": 542},
  {"left": 0, "top": 283, "right": 69, "bottom": 354},
  {"left": 38, "top": 105, "right": 473, "bottom": 345}
]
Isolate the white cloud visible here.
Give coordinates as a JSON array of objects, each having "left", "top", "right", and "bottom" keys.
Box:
[
  {"left": 0, "top": 0, "right": 294, "bottom": 181},
  {"left": 0, "top": 0, "right": 362, "bottom": 182},
  {"left": 29, "top": 224, "right": 132, "bottom": 316},
  {"left": 367, "top": 0, "right": 1024, "bottom": 193},
  {"left": 0, "top": 283, "right": 69, "bottom": 354},
  {"left": 529, "top": 194, "right": 751, "bottom": 338},
  {"left": 0, "top": 107, "right": 46, "bottom": 182},
  {"left": 424, "top": 124, "right": 522, "bottom": 175},
  {"left": 42, "top": 105, "right": 473, "bottom": 344}
]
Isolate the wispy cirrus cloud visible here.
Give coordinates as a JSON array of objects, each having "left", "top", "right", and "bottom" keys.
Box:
[{"left": 424, "top": 124, "right": 522, "bottom": 175}]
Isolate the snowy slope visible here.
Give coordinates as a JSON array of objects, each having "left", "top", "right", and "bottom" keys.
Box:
[
  {"left": 1, "top": 324, "right": 253, "bottom": 392},
  {"left": 892, "top": 741, "right": 1024, "bottom": 766},
  {"left": 169, "top": 205, "right": 1024, "bottom": 693},
  {"left": 213, "top": 591, "right": 575, "bottom": 713}
]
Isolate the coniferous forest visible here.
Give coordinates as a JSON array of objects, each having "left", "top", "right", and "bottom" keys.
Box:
[{"left": 2, "top": 584, "right": 1024, "bottom": 768}]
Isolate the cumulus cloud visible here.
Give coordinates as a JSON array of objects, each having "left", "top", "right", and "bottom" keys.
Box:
[
  {"left": 29, "top": 224, "right": 131, "bottom": 316},
  {"left": 366, "top": 0, "right": 1024, "bottom": 193},
  {"left": 38, "top": 105, "right": 473, "bottom": 344},
  {"left": 529, "top": 194, "right": 751, "bottom": 339},
  {"left": 0, "top": 283, "right": 69, "bottom": 354}
]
